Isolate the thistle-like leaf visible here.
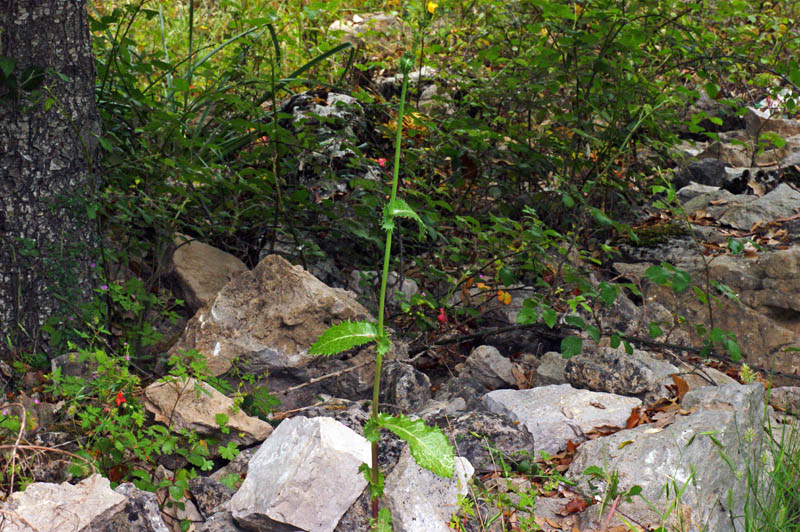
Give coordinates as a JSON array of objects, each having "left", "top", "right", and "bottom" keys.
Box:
[
  {"left": 382, "top": 198, "right": 426, "bottom": 238},
  {"left": 309, "top": 321, "right": 377, "bottom": 356},
  {"left": 375, "top": 508, "right": 393, "bottom": 532},
  {"left": 376, "top": 413, "right": 454, "bottom": 477}
]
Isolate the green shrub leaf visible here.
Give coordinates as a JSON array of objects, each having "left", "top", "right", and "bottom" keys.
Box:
[
  {"left": 309, "top": 321, "right": 377, "bottom": 356},
  {"left": 561, "top": 336, "right": 582, "bottom": 359},
  {"left": 375, "top": 413, "right": 454, "bottom": 477}
]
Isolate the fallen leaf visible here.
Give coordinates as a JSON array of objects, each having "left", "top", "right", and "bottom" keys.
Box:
[
  {"left": 626, "top": 406, "right": 642, "bottom": 429},
  {"left": 672, "top": 374, "right": 689, "bottom": 400},
  {"left": 558, "top": 497, "right": 589, "bottom": 516},
  {"left": 566, "top": 439, "right": 577, "bottom": 453},
  {"left": 644, "top": 427, "right": 663, "bottom": 434},
  {"left": 618, "top": 440, "right": 634, "bottom": 449}
]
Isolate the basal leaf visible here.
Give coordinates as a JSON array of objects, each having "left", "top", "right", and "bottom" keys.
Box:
[
  {"left": 309, "top": 321, "right": 377, "bottom": 356},
  {"left": 375, "top": 508, "right": 393, "bottom": 532},
  {"left": 376, "top": 413, "right": 454, "bottom": 477}
]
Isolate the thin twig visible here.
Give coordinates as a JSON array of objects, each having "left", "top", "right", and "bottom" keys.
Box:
[
  {"left": 274, "top": 360, "right": 372, "bottom": 395},
  {"left": 0, "top": 508, "right": 42, "bottom": 532}
]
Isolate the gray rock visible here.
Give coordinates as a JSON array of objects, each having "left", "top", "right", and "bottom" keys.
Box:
[
  {"left": 535, "top": 351, "right": 568, "bottom": 386},
  {"left": 210, "top": 448, "right": 257, "bottom": 486},
  {"left": 381, "top": 362, "right": 432, "bottom": 411},
  {"left": 383, "top": 447, "right": 474, "bottom": 532},
  {"left": 423, "top": 410, "right": 536, "bottom": 473},
  {"left": 434, "top": 375, "right": 488, "bottom": 412},
  {"left": 769, "top": 386, "right": 800, "bottom": 414},
  {"left": 673, "top": 158, "right": 730, "bottom": 190},
  {"left": 87, "top": 483, "right": 170, "bottom": 532},
  {"left": 189, "top": 477, "right": 236, "bottom": 517},
  {"left": 230, "top": 416, "right": 370, "bottom": 532},
  {"left": 461, "top": 345, "right": 516, "bottom": 389},
  {"left": 1, "top": 475, "right": 125, "bottom": 532},
  {"left": 196, "top": 511, "right": 248, "bottom": 532},
  {"left": 169, "top": 254, "right": 371, "bottom": 377},
  {"left": 565, "top": 346, "right": 679, "bottom": 402},
  {"left": 50, "top": 351, "right": 98, "bottom": 379},
  {"left": 483, "top": 385, "right": 641, "bottom": 456},
  {"left": 568, "top": 383, "right": 766, "bottom": 532},
  {"left": 170, "top": 234, "right": 248, "bottom": 313},
  {"left": 718, "top": 183, "right": 800, "bottom": 229},
  {"left": 676, "top": 182, "right": 722, "bottom": 204},
  {"left": 143, "top": 377, "right": 272, "bottom": 451}
]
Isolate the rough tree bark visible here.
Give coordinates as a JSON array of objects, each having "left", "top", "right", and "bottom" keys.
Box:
[{"left": 0, "top": 0, "right": 100, "bottom": 357}]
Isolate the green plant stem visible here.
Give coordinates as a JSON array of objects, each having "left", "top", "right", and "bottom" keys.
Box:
[{"left": 370, "top": 64, "right": 410, "bottom": 520}]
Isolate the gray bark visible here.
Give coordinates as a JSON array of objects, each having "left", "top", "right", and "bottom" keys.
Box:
[{"left": 0, "top": 0, "right": 100, "bottom": 357}]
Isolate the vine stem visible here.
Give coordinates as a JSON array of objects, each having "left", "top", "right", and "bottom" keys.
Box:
[{"left": 370, "top": 62, "right": 411, "bottom": 520}]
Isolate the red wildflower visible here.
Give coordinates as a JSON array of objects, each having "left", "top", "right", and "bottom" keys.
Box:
[
  {"left": 437, "top": 307, "right": 447, "bottom": 324},
  {"left": 115, "top": 391, "right": 126, "bottom": 407},
  {"left": 377, "top": 157, "right": 387, "bottom": 168}
]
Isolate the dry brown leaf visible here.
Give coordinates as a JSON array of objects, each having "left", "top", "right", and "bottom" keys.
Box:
[
  {"left": 545, "top": 517, "right": 563, "bottom": 529},
  {"left": 512, "top": 364, "right": 532, "bottom": 389},
  {"left": 626, "top": 406, "right": 642, "bottom": 429},
  {"left": 558, "top": 497, "right": 589, "bottom": 516},
  {"left": 672, "top": 374, "right": 689, "bottom": 400}
]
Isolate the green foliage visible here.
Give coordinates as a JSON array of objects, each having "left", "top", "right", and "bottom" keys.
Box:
[
  {"left": 309, "top": 321, "right": 379, "bottom": 356},
  {"left": 368, "top": 413, "right": 455, "bottom": 478}
]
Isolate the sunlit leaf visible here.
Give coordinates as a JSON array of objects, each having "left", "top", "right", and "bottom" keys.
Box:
[
  {"left": 375, "top": 413, "right": 454, "bottom": 477},
  {"left": 309, "top": 321, "right": 377, "bottom": 356}
]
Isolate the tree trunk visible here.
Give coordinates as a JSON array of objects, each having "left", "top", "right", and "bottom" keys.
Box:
[{"left": 0, "top": 0, "right": 100, "bottom": 358}]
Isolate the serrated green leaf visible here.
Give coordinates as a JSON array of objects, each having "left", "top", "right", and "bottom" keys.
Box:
[
  {"left": 610, "top": 333, "right": 621, "bottom": 348},
  {"left": 499, "top": 266, "right": 516, "bottom": 286},
  {"left": 363, "top": 418, "right": 381, "bottom": 443},
  {"left": 516, "top": 307, "right": 538, "bottom": 325},
  {"left": 375, "top": 413, "right": 454, "bottom": 477},
  {"left": 724, "top": 339, "right": 742, "bottom": 362},
  {"left": 585, "top": 325, "right": 600, "bottom": 342},
  {"left": 598, "top": 282, "right": 618, "bottom": 306},
  {"left": 648, "top": 323, "right": 663, "bottom": 339},
  {"left": 376, "top": 332, "right": 391, "bottom": 358},
  {"left": 375, "top": 508, "right": 393, "bottom": 532},
  {"left": 564, "top": 315, "right": 585, "bottom": 329},
  {"left": 561, "top": 336, "right": 582, "bottom": 359},
  {"left": 672, "top": 270, "right": 691, "bottom": 294},
  {"left": 309, "top": 321, "right": 377, "bottom": 356},
  {"left": 384, "top": 198, "right": 426, "bottom": 238},
  {"left": 542, "top": 307, "right": 557, "bottom": 329},
  {"left": 645, "top": 265, "right": 669, "bottom": 285}
]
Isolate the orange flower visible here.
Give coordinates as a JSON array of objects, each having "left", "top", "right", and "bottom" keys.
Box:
[
  {"left": 115, "top": 391, "right": 126, "bottom": 407},
  {"left": 497, "top": 290, "right": 512, "bottom": 305}
]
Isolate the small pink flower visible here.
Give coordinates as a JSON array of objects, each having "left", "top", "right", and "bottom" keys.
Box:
[
  {"left": 100, "top": 284, "right": 108, "bottom": 291},
  {"left": 377, "top": 158, "right": 387, "bottom": 168},
  {"left": 437, "top": 307, "right": 447, "bottom": 324},
  {"left": 125, "top": 354, "right": 130, "bottom": 361}
]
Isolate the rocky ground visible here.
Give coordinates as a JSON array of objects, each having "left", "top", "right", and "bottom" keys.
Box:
[{"left": 4, "top": 44, "right": 800, "bottom": 532}]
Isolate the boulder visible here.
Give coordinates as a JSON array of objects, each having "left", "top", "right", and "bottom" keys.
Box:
[
  {"left": 534, "top": 351, "right": 568, "bottom": 386},
  {"left": 143, "top": 377, "right": 272, "bottom": 449},
  {"left": 483, "top": 384, "right": 641, "bottom": 455},
  {"left": 460, "top": 345, "right": 517, "bottom": 390},
  {"left": 422, "top": 410, "right": 536, "bottom": 473},
  {"left": 170, "top": 234, "right": 248, "bottom": 312},
  {"left": 568, "top": 383, "right": 766, "bottom": 532},
  {"left": 230, "top": 416, "right": 370, "bottom": 532},
  {"left": 614, "top": 247, "right": 800, "bottom": 381},
  {"left": 382, "top": 447, "right": 474, "bottom": 532},
  {"left": 1, "top": 475, "right": 125, "bottom": 532},
  {"left": 89, "top": 483, "right": 170, "bottom": 532},
  {"left": 169, "top": 254, "right": 371, "bottom": 376},
  {"left": 565, "top": 346, "right": 679, "bottom": 402},
  {"left": 380, "top": 362, "right": 432, "bottom": 411}
]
